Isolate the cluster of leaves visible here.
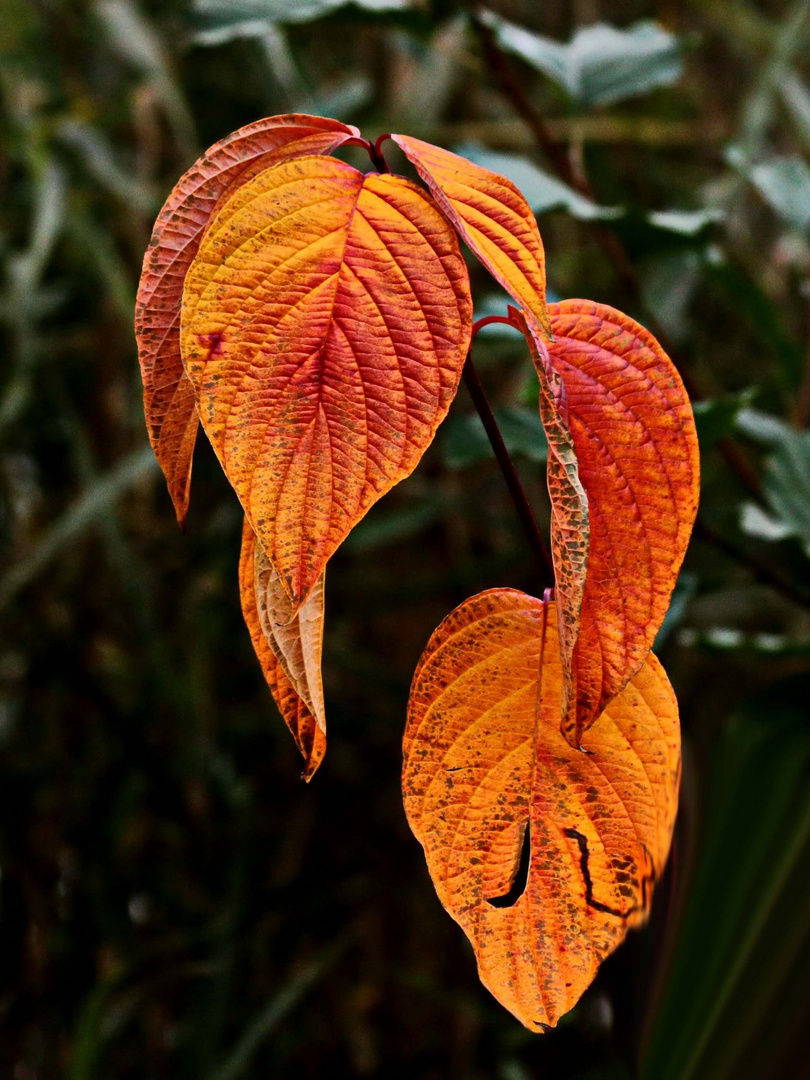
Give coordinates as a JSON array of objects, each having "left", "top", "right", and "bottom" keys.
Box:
[{"left": 135, "top": 112, "right": 698, "bottom": 1029}]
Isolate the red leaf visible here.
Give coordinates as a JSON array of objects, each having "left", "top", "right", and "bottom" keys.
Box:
[
  {"left": 135, "top": 114, "right": 360, "bottom": 525},
  {"left": 522, "top": 302, "right": 699, "bottom": 747}
]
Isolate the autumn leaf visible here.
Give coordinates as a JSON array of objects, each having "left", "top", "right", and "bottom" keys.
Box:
[
  {"left": 520, "top": 302, "right": 699, "bottom": 748},
  {"left": 181, "top": 155, "right": 472, "bottom": 608},
  {"left": 391, "top": 135, "right": 551, "bottom": 335},
  {"left": 239, "top": 519, "right": 326, "bottom": 780},
  {"left": 402, "top": 588, "right": 680, "bottom": 1031},
  {"left": 135, "top": 114, "right": 360, "bottom": 525},
  {"left": 508, "top": 306, "right": 589, "bottom": 724}
]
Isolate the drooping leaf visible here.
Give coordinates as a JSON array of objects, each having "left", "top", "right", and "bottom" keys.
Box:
[
  {"left": 403, "top": 589, "right": 680, "bottom": 1031},
  {"left": 456, "top": 143, "right": 621, "bottom": 221},
  {"left": 479, "top": 11, "right": 683, "bottom": 108},
  {"left": 238, "top": 520, "right": 326, "bottom": 780},
  {"left": 390, "top": 135, "right": 551, "bottom": 335},
  {"left": 521, "top": 302, "right": 699, "bottom": 748},
  {"left": 135, "top": 114, "right": 360, "bottom": 525},
  {"left": 509, "top": 306, "right": 589, "bottom": 731},
  {"left": 182, "top": 155, "right": 472, "bottom": 607}
]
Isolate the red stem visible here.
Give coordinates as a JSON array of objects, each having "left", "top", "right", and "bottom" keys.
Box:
[
  {"left": 368, "top": 134, "right": 391, "bottom": 174},
  {"left": 472, "top": 314, "right": 517, "bottom": 335}
]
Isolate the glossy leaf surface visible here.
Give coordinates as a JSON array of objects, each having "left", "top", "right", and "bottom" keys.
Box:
[
  {"left": 135, "top": 114, "right": 359, "bottom": 524},
  {"left": 523, "top": 302, "right": 699, "bottom": 747},
  {"left": 182, "top": 155, "right": 472, "bottom": 607},
  {"left": 391, "top": 135, "right": 551, "bottom": 334},
  {"left": 403, "top": 589, "right": 680, "bottom": 1030},
  {"left": 239, "top": 520, "right": 326, "bottom": 780}
]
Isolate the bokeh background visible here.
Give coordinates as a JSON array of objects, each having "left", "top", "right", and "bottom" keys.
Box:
[{"left": 3, "top": 0, "right": 810, "bottom": 1077}]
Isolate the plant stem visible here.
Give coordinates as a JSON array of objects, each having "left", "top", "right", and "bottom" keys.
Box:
[
  {"left": 372, "top": 133, "right": 392, "bottom": 173},
  {"left": 462, "top": 351, "right": 555, "bottom": 588}
]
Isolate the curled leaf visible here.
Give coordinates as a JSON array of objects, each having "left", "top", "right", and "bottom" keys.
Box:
[
  {"left": 403, "top": 589, "right": 680, "bottom": 1031},
  {"left": 136, "top": 114, "right": 360, "bottom": 524},
  {"left": 391, "top": 135, "right": 551, "bottom": 334},
  {"left": 239, "top": 519, "right": 326, "bottom": 780},
  {"left": 543, "top": 301, "right": 699, "bottom": 747},
  {"left": 509, "top": 306, "right": 589, "bottom": 725},
  {"left": 182, "top": 155, "right": 472, "bottom": 608}
]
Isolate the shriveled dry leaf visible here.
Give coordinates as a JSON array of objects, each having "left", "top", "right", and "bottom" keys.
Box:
[
  {"left": 509, "top": 305, "right": 589, "bottom": 723},
  {"left": 239, "top": 519, "right": 326, "bottom": 779}
]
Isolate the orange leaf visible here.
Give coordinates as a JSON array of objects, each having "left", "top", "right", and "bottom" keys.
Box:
[
  {"left": 391, "top": 135, "right": 551, "bottom": 335},
  {"left": 135, "top": 114, "right": 360, "bottom": 525},
  {"left": 238, "top": 519, "right": 326, "bottom": 780},
  {"left": 403, "top": 589, "right": 680, "bottom": 1031},
  {"left": 534, "top": 301, "right": 699, "bottom": 747},
  {"left": 509, "top": 306, "right": 589, "bottom": 725},
  {"left": 182, "top": 155, "right": 472, "bottom": 607}
]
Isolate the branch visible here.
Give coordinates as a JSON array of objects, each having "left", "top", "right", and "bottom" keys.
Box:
[{"left": 462, "top": 350, "right": 555, "bottom": 589}]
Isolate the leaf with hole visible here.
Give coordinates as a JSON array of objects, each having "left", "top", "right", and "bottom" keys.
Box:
[
  {"left": 403, "top": 588, "right": 680, "bottom": 1030},
  {"left": 135, "top": 113, "right": 360, "bottom": 525}
]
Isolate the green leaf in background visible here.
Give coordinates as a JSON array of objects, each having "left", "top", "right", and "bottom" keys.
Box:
[
  {"left": 441, "top": 407, "right": 548, "bottom": 470},
  {"left": 456, "top": 143, "right": 620, "bottom": 220},
  {"left": 653, "top": 571, "right": 699, "bottom": 650},
  {"left": 190, "top": 0, "right": 412, "bottom": 43},
  {"left": 727, "top": 146, "right": 810, "bottom": 232},
  {"left": 478, "top": 10, "right": 683, "bottom": 108},
  {"left": 692, "top": 389, "right": 758, "bottom": 452},
  {"left": 779, "top": 71, "right": 810, "bottom": 148},
  {"left": 641, "top": 684, "right": 810, "bottom": 1080},
  {"left": 736, "top": 407, "right": 794, "bottom": 447},
  {"left": 645, "top": 208, "right": 725, "bottom": 236},
  {"left": 677, "top": 625, "right": 810, "bottom": 654},
  {"left": 458, "top": 145, "right": 721, "bottom": 236},
  {"left": 739, "top": 426, "right": 810, "bottom": 557}
]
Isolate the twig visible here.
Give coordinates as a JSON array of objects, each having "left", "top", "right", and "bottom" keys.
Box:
[{"left": 462, "top": 351, "right": 555, "bottom": 589}]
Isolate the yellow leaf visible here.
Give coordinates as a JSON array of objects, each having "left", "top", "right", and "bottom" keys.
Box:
[
  {"left": 391, "top": 135, "right": 551, "bottom": 335},
  {"left": 182, "top": 155, "right": 472, "bottom": 607}
]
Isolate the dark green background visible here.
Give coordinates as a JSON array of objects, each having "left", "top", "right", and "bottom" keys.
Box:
[{"left": 2, "top": 1, "right": 810, "bottom": 1076}]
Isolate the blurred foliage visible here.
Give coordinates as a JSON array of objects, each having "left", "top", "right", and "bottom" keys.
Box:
[{"left": 2, "top": 0, "right": 810, "bottom": 1077}]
